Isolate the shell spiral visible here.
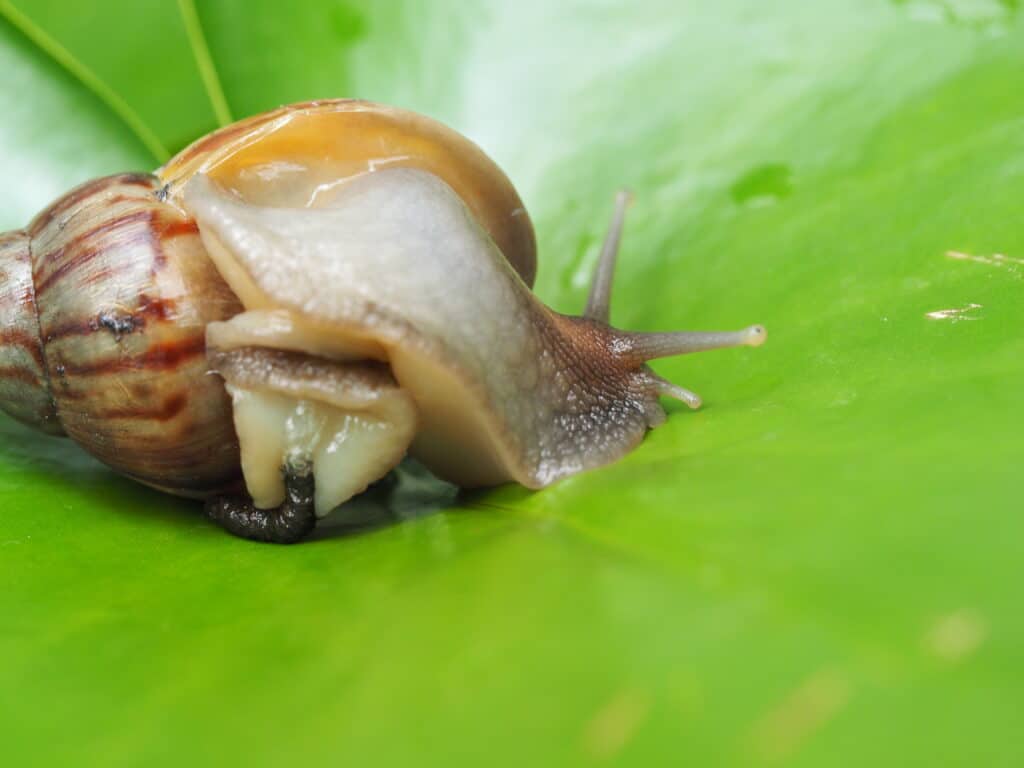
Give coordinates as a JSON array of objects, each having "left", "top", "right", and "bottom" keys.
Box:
[{"left": 0, "top": 173, "right": 243, "bottom": 497}]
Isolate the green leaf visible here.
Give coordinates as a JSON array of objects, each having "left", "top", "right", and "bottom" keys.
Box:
[{"left": 1, "top": 1, "right": 1022, "bottom": 766}]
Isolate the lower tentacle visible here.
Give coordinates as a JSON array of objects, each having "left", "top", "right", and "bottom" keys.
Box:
[{"left": 204, "top": 461, "right": 316, "bottom": 544}]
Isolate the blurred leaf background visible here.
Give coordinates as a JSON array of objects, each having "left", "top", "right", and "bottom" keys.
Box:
[{"left": 1, "top": 1, "right": 1022, "bottom": 765}]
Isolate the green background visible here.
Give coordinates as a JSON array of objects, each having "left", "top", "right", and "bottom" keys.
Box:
[{"left": 1, "top": 1, "right": 1021, "bottom": 765}]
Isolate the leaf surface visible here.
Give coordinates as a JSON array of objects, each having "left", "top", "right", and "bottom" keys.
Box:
[{"left": 1, "top": 2, "right": 1021, "bottom": 765}]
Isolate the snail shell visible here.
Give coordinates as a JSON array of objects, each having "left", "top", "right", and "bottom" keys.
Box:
[
  {"left": 0, "top": 174, "right": 241, "bottom": 496},
  {"left": 159, "top": 100, "right": 537, "bottom": 285}
]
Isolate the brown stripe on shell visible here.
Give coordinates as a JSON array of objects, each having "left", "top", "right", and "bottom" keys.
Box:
[
  {"left": 0, "top": 328, "right": 47, "bottom": 370},
  {"left": 56, "top": 334, "right": 206, "bottom": 377},
  {"left": 0, "top": 229, "right": 61, "bottom": 434},
  {"left": 55, "top": 347, "right": 241, "bottom": 495},
  {"left": 155, "top": 218, "right": 200, "bottom": 239},
  {"left": 33, "top": 208, "right": 159, "bottom": 297},
  {"left": 91, "top": 391, "right": 188, "bottom": 422},
  {"left": 42, "top": 294, "right": 179, "bottom": 341},
  {"left": 27, "top": 172, "right": 156, "bottom": 235},
  {"left": 0, "top": 364, "right": 43, "bottom": 385}
]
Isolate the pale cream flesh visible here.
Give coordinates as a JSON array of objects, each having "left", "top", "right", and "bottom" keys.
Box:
[
  {"left": 206, "top": 338, "right": 417, "bottom": 516},
  {"left": 227, "top": 386, "right": 411, "bottom": 515}
]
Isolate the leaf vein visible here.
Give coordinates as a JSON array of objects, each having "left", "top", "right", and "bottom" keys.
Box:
[
  {"left": 0, "top": 0, "right": 170, "bottom": 163},
  {"left": 176, "top": 0, "right": 232, "bottom": 127}
]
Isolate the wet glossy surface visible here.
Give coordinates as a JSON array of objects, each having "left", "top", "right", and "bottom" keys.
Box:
[
  {"left": 158, "top": 100, "right": 538, "bottom": 286},
  {"left": 1, "top": 1, "right": 1023, "bottom": 766}
]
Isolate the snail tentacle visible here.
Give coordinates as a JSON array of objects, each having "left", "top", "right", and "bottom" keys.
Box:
[
  {"left": 616, "top": 324, "right": 767, "bottom": 364},
  {"left": 584, "top": 190, "right": 632, "bottom": 323},
  {"left": 579, "top": 189, "right": 764, "bottom": 408},
  {"left": 637, "top": 371, "right": 703, "bottom": 411}
]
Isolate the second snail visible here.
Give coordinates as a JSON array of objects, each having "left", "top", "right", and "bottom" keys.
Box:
[{"left": 0, "top": 99, "right": 766, "bottom": 543}]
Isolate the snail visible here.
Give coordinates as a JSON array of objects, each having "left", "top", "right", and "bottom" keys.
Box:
[{"left": 0, "top": 99, "right": 766, "bottom": 543}]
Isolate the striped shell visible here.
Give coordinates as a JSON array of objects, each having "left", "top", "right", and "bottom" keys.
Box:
[{"left": 0, "top": 173, "right": 242, "bottom": 496}]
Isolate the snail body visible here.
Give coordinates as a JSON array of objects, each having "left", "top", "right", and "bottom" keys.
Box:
[{"left": 0, "top": 100, "right": 765, "bottom": 543}]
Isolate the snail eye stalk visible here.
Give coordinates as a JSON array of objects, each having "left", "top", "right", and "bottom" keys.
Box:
[{"left": 582, "top": 191, "right": 767, "bottom": 409}]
